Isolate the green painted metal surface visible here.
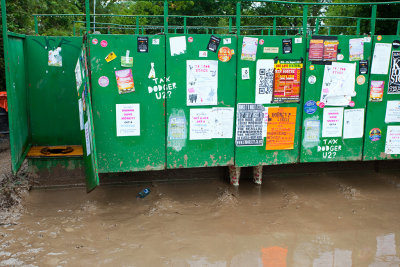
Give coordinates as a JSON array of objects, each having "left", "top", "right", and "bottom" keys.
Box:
[
  {"left": 300, "top": 35, "right": 372, "bottom": 162},
  {"left": 25, "top": 36, "right": 82, "bottom": 146},
  {"left": 363, "top": 35, "right": 400, "bottom": 161},
  {"left": 88, "top": 34, "right": 166, "bottom": 173},
  {"left": 235, "top": 35, "right": 306, "bottom": 167},
  {"left": 166, "top": 34, "right": 237, "bottom": 168}
]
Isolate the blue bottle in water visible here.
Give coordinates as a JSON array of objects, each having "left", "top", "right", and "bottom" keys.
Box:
[{"left": 136, "top": 188, "right": 151, "bottom": 198}]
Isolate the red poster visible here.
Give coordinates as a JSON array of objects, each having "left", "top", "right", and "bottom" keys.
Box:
[
  {"left": 323, "top": 40, "right": 339, "bottom": 61},
  {"left": 309, "top": 39, "right": 324, "bottom": 61},
  {"left": 273, "top": 60, "right": 303, "bottom": 103}
]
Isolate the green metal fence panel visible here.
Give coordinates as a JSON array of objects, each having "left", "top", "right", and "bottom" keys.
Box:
[
  {"left": 6, "top": 36, "right": 30, "bottom": 173},
  {"left": 300, "top": 35, "right": 372, "bottom": 162},
  {"left": 165, "top": 34, "right": 237, "bottom": 168},
  {"left": 363, "top": 35, "right": 400, "bottom": 160},
  {"left": 25, "top": 36, "right": 82, "bottom": 146},
  {"left": 88, "top": 34, "right": 166, "bottom": 173},
  {"left": 235, "top": 35, "right": 306, "bottom": 167}
]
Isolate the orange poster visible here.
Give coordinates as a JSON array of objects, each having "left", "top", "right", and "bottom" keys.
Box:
[{"left": 266, "top": 107, "right": 297, "bottom": 150}]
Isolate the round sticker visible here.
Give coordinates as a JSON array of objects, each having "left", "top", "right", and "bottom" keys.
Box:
[
  {"left": 100, "top": 40, "right": 108, "bottom": 47},
  {"left": 369, "top": 128, "right": 381, "bottom": 141},
  {"left": 349, "top": 101, "right": 355, "bottom": 107},
  {"left": 377, "top": 35, "right": 382, "bottom": 41},
  {"left": 92, "top": 38, "right": 98, "bottom": 45},
  {"left": 218, "top": 47, "right": 234, "bottom": 62},
  {"left": 357, "top": 75, "right": 366, "bottom": 85},
  {"left": 318, "top": 102, "right": 325, "bottom": 108},
  {"left": 337, "top": 54, "right": 344, "bottom": 60},
  {"left": 188, "top": 37, "right": 193, "bottom": 43},
  {"left": 308, "top": 75, "right": 316, "bottom": 84},
  {"left": 98, "top": 76, "right": 109, "bottom": 87},
  {"left": 309, "top": 65, "right": 315, "bottom": 71},
  {"left": 259, "top": 39, "right": 264, "bottom": 45},
  {"left": 304, "top": 100, "right": 318, "bottom": 115}
]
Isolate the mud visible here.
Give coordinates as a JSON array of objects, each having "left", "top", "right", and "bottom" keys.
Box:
[{"left": 0, "top": 162, "right": 400, "bottom": 266}]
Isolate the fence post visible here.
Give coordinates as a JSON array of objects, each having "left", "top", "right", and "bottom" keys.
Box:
[
  {"left": 184, "top": 17, "right": 187, "bottom": 34},
  {"left": 229, "top": 17, "right": 232, "bottom": 32},
  {"left": 34, "top": 16, "right": 39, "bottom": 35},
  {"left": 370, "top": 4, "right": 377, "bottom": 35},
  {"left": 85, "top": 0, "right": 90, "bottom": 34},
  {"left": 273, "top": 17, "right": 277, "bottom": 35},
  {"left": 236, "top": 1, "right": 241, "bottom": 35},
  {"left": 135, "top": 17, "right": 139, "bottom": 34},
  {"left": 397, "top": 21, "right": 400, "bottom": 36},
  {"left": 315, "top": 18, "right": 319, "bottom": 34},
  {"left": 302, "top": 5, "right": 308, "bottom": 38},
  {"left": 73, "top": 23, "right": 76, "bottom": 36},
  {"left": 356, "top": 18, "right": 361, "bottom": 35},
  {"left": 164, "top": 0, "right": 168, "bottom": 34}
]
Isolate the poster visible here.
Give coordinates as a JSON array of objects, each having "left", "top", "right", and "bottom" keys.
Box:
[
  {"left": 309, "top": 39, "right": 324, "bottom": 61},
  {"left": 322, "top": 107, "right": 344, "bottom": 137},
  {"left": 304, "top": 119, "right": 320, "bottom": 142},
  {"left": 116, "top": 104, "right": 140, "bottom": 136},
  {"left": 207, "top": 35, "right": 221, "bottom": 52},
  {"left": 262, "top": 108, "right": 269, "bottom": 138},
  {"left": 255, "top": 59, "right": 274, "bottom": 104},
  {"left": 212, "top": 107, "right": 234, "bottom": 139},
  {"left": 273, "top": 60, "right": 302, "bottom": 103},
  {"left": 349, "top": 38, "right": 364, "bottom": 61},
  {"left": 320, "top": 62, "right": 356, "bottom": 106},
  {"left": 265, "top": 107, "right": 297, "bottom": 150},
  {"left": 343, "top": 108, "right": 365, "bottom": 139},
  {"left": 385, "top": 126, "right": 400, "bottom": 154},
  {"left": 78, "top": 99, "right": 84, "bottom": 130},
  {"left": 115, "top": 69, "right": 135, "bottom": 94},
  {"left": 369, "top": 81, "right": 384, "bottom": 102},
  {"left": 241, "top": 37, "right": 258, "bottom": 61},
  {"left": 371, "top": 43, "right": 392, "bottom": 75},
  {"left": 75, "top": 60, "right": 82, "bottom": 90},
  {"left": 388, "top": 51, "right": 400, "bottom": 94},
  {"left": 168, "top": 114, "right": 186, "bottom": 140},
  {"left": 48, "top": 47, "right": 62, "bottom": 67},
  {"left": 385, "top": 101, "right": 400, "bottom": 123},
  {"left": 235, "top": 103, "right": 265, "bottom": 146},
  {"left": 189, "top": 109, "right": 212, "bottom": 140},
  {"left": 323, "top": 40, "right": 339, "bottom": 61},
  {"left": 170, "top": 36, "right": 186, "bottom": 56},
  {"left": 84, "top": 121, "right": 91, "bottom": 156},
  {"left": 137, "top": 37, "right": 148, "bottom": 53},
  {"left": 186, "top": 60, "right": 218, "bottom": 106}
]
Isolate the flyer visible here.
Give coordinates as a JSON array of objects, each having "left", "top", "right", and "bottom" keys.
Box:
[
  {"left": 255, "top": 59, "right": 274, "bottom": 104},
  {"left": 322, "top": 107, "right": 344, "bottom": 137},
  {"left": 189, "top": 109, "right": 213, "bottom": 140},
  {"left": 186, "top": 60, "right": 218, "bottom": 106},
  {"left": 170, "top": 36, "right": 187, "bottom": 56},
  {"left": 388, "top": 51, "right": 400, "bottom": 94},
  {"left": 212, "top": 107, "right": 234, "bottom": 139},
  {"left": 371, "top": 43, "right": 392, "bottom": 75},
  {"left": 235, "top": 103, "right": 265, "bottom": 146},
  {"left": 241, "top": 37, "right": 258, "bottom": 61},
  {"left": 75, "top": 60, "right": 82, "bottom": 90},
  {"left": 369, "top": 81, "right": 384, "bottom": 102},
  {"left": 349, "top": 38, "right": 364, "bottom": 61},
  {"left": 48, "top": 47, "right": 62, "bottom": 67},
  {"left": 343, "top": 108, "right": 365, "bottom": 139},
  {"left": 308, "top": 39, "right": 324, "bottom": 61},
  {"left": 115, "top": 69, "right": 135, "bottom": 94},
  {"left": 323, "top": 40, "right": 339, "bottom": 61},
  {"left": 84, "top": 121, "right": 91, "bottom": 156},
  {"left": 273, "top": 60, "right": 303, "bottom": 103},
  {"left": 265, "top": 107, "right": 297, "bottom": 150},
  {"left": 385, "top": 126, "right": 400, "bottom": 154},
  {"left": 207, "top": 35, "right": 221, "bottom": 53},
  {"left": 385, "top": 100, "right": 400, "bottom": 123},
  {"left": 137, "top": 36, "right": 148, "bottom": 53},
  {"left": 304, "top": 119, "right": 320, "bottom": 143},
  {"left": 116, "top": 104, "right": 140, "bottom": 136},
  {"left": 78, "top": 99, "right": 84, "bottom": 130}
]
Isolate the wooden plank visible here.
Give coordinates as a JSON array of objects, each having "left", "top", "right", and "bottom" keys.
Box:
[{"left": 27, "top": 145, "right": 83, "bottom": 158}]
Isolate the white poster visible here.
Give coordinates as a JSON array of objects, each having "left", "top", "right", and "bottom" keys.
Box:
[
  {"left": 75, "top": 60, "right": 82, "bottom": 90},
  {"left": 255, "top": 59, "right": 274, "bottom": 104},
  {"left": 385, "top": 126, "right": 400, "bottom": 154},
  {"left": 385, "top": 101, "right": 400, "bottom": 123},
  {"left": 189, "top": 109, "right": 212, "bottom": 140},
  {"left": 320, "top": 62, "right": 356, "bottom": 106},
  {"left": 371, "top": 43, "right": 392, "bottom": 75},
  {"left": 262, "top": 108, "right": 269, "bottom": 138},
  {"left": 322, "top": 107, "right": 344, "bottom": 137},
  {"left": 116, "top": 104, "right": 140, "bottom": 136},
  {"left": 78, "top": 99, "right": 84, "bottom": 130},
  {"left": 84, "top": 121, "right": 91, "bottom": 156},
  {"left": 304, "top": 119, "right": 320, "bottom": 142},
  {"left": 343, "top": 108, "right": 365, "bottom": 139},
  {"left": 187, "top": 60, "right": 218, "bottom": 106},
  {"left": 212, "top": 107, "right": 234, "bottom": 139},
  {"left": 169, "top": 36, "right": 187, "bottom": 56},
  {"left": 241, "top": 37, "right": 258, "bottom": 61}
]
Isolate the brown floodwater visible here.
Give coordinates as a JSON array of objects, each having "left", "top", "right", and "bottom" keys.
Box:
[{"left": 1, "top": 165, "right": 400, "bottom": 266}]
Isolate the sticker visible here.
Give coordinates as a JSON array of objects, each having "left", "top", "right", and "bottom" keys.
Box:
[
  {"left": 393, "top": 40, "right": 400, "bottom": 49},
  {"left": 207, "top": 35, "right": 221, "bottom": 53},
  {"left": 121, "top": 50, "right": 133, "bottom": 67},
  {"left": 92, "top": 38, "right": 98, "bottom": 45},
  {"left": 100, "top": 40, "right": 108, "bottom": 47},
  {"left": 137, "top": 36, "right": 148, "bottom": 53},
  {"left": 308, "top": 75, "right": 316, "bottom": 84},
  {"left": 359, "top": 60, "right": 369, "bottom": 74},
  {"left": 148, "top": 62, "right": 156, "bottom": 79},
  {"left": 369, "top": 81, "right": 384, "bottom": 102},
  {"left": 319, "top": 102, "right": 325, "bottom": 108},
  {"left": 337, "top": 54, "right": 344, "bottom": 61},
  {"left": 241, "top": 67, "right": 250, "bottom": 80},
  {"left": 152, "top": 38, "right": 160, "bottom": 45},
  {"left": 282, "top": 38, "right": 292, "bottom": 54},
  {"left": 363, "top": 37, "right": 371, "bottom": 43},
  {"left": 223, "top": 38, "right": 231, "bottom": 45},
  {"left": 369, "top": 128, "right": 381, "bottom": 141},
  {"left": 295, "top": 37, "right": 302, "bottom": 44},
  {"left": 309, "top": 65, "right": 314, "bottom": 71},
  {"left": 259, "top": 39, "right": 264, "bottom": 45},
  {"left": 356, "top": 75, "right": 365, "bottom": 85},
  {"left": 304, "top": 100, "right": 318, "bottom": 114},
  {"left": 199, "top": 51, "right": 208, "bottom": 58},
  {"left": 105, "top": 52, "right": 117, "bottom": 63},
  {"left": 263, "top": 47, "right": 279, "bottom": 53},
  {"left": 48, "top": 47, "right": 62, "bottom": 67},
  {"left": 188, "top": 37, "right": 193, "bottom": 43},
  {"left": 377, "top": 35, "right": 382, "bottom": 41},
  {"left": 218, "top": 47, "right": 234, "bottom": 62},
  {"left": 115, "top": 69, "right": 135, "bottom": 94},
  {"left": 349, "top": 101, "right": 355, "bottom": 107},
  {"left": 98, "top": 76, "right": 109, "bottom": 87}
]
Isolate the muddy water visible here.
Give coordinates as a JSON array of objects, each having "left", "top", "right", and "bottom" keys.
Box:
[{"left": 1, "top": 168, "right": 400, "bottom": 266}]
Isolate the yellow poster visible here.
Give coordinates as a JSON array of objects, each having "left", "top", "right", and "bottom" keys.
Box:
[{"left": 266, "top": 107, "right": 297, "bottom": 150}]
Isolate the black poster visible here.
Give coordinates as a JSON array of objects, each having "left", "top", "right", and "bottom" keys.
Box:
[
  {"left": 388, "top": 51, "right": 400, "bottom": 94},
  {"left": 359, "top": 60, "right": 369, "bottom": 75},
  {"left": 137, "top": 36, "right": 148, "bottom": 53},
  {"left": 282, "top": 39, "right": 292, "bottom": 54},
  {"left": 207, "top": 35, "right": 221, "bottom": 53},
  {"left": 235, "top": 104, "right": 265, "bottom": 146}
]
